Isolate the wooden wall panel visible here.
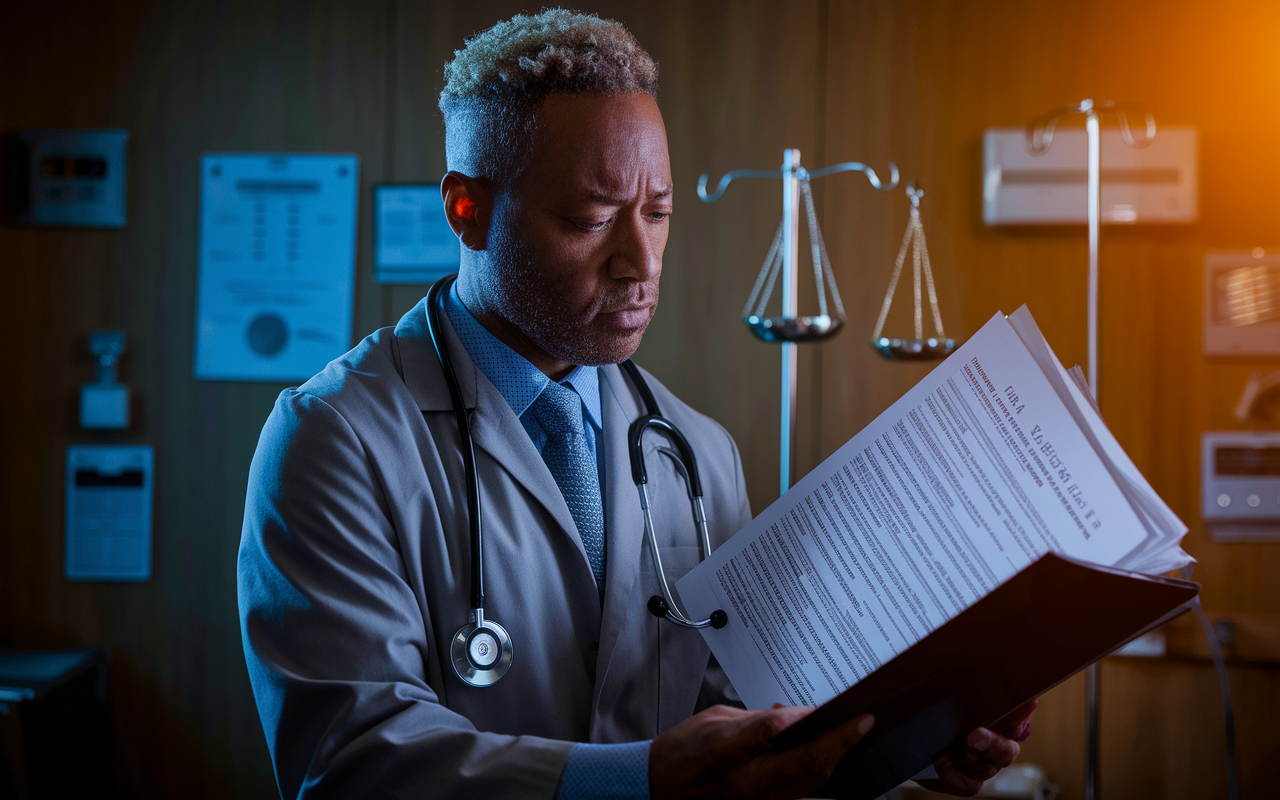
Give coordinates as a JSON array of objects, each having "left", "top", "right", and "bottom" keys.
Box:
[
  {"left": 0, "top": 2, "right": 393, "bottom": 796},
  {"left": 820, "top": 2, "right": 1280, "bottom": 798},
  {"left": 2, "top": 2, "right": 1278, "bottom": 799}
]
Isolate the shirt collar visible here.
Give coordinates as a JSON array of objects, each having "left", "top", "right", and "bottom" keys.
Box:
[{"left": 444, "top": 284, "right": 602, "bottom": 431}]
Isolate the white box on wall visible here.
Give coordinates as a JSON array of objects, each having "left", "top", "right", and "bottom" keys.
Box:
[
  {"left": 982, "top": 126, "right": 1198, "bottom": 225},
  {"left": 65, "top": 445, "right": 153, "bottom": 581},
  {"left": 1203, "top": 250, "right": 1280, "bottom": 357},
  {"left": 1202, "top": 432, "right": 1280, "bottom": 542}
]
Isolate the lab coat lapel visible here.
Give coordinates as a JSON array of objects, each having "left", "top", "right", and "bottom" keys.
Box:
[
  {"left": 469, "top": 381, "right": 589, "bottom": 570},
  {"left": 593, "top": 365, "right": 647, "bottom": 702},
  {"left": 393, "top": 298, "right": 590, "bottom": 571}
]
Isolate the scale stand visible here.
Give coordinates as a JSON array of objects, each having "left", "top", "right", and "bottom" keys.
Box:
[
  {"left": 1025, "top": 98, "right": 1155, "bottom": 800},
  {"left": 698, "top": 149, "right": 898, "bottom": 495}
]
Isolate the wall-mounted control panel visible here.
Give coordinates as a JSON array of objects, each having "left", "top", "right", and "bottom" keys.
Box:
[
  {"left": 1204, "top": 250, "right": 1280, "bottom": 357},
  {"left": 1202, "top": 431, "right": 1280, "bottom": 542},
  {"left": 11, "top": 129, "right": 128, "bottom": 227}
]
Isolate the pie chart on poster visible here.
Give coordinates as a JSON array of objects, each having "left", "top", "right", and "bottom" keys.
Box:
[{"left": 247, "top": 313, "right": 289, "bottom": 357}]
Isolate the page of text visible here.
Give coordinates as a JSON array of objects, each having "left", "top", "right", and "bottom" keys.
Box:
[{"left": 677, "top": 312, "right": 1151, "bottom": 710}]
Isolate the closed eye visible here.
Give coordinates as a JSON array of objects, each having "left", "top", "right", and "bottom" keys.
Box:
[{"left": 571, "top": 217, "right": 612, "bottom": 232}]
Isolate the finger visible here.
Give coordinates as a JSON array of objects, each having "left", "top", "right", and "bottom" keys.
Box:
[
  {"left": 921, "top": 754, "right": 984, "bottom": 797},
  {"left": 995, "top": 698, "right": 1039, "bottom": 742},
  {"left": 817, "top": 713, "right": 874, "bottom": 757},
  {"left": 757, "top": 715, "right": 874, "bottom": 800},
  {"left": 708, "top": 705, "right": 815, "bottom": 772},
  {"left": 735, "top": 706, "right": 816, "bottom": 750},
  {"left": 740, "top": 713, "right": 874, "bottom": 799},
  {"left": 966, "top": 727, "right": 1020, "bottom": 768}
]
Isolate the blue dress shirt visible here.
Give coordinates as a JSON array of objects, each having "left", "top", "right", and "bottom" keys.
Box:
[{"left": 444, "top": 286, "right": 651, "bottom": 800}]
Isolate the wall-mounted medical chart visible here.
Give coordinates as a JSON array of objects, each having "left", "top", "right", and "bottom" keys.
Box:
[
  {"left": 194, "top": 153, "right": 359, "bottom": 381},
  {"left": 374, "top": 183, "right": 460, "bottom": 284},
  {"left": 66, "top": 445, "right": 153, "bottom": 582}
]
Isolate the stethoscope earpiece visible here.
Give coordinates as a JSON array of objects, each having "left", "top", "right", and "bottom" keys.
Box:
[{"left": 647, "top": 594, "right": 728, "bottom": 629}]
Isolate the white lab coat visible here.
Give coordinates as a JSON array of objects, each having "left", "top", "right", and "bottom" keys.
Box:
[{"left": 238, "top": 297, "right": 752, "bottom": 799}]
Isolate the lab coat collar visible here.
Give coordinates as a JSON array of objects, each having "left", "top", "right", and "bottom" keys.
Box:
[{"left": 392, "top": 296, "right": 478, "bottom": 413}]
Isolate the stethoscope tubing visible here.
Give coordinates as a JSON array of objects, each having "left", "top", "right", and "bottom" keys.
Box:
[
  {"left": 424, "top": 274, "right": 728, "bottom": 688},
  {"left": 425, "top": 277, "right": 486, "bottom": 613}
]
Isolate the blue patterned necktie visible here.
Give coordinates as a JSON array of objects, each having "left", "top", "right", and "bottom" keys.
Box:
[{"left": 531, "top": 381, "right": 605, "bottom": 598}]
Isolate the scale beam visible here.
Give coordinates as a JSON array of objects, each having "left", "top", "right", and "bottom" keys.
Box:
[
  {"left": 697, "top": 162, "right": 898, "bottom": 204},
  {"left": 698, "top": 150, "right": 898, "bottom": 494}
]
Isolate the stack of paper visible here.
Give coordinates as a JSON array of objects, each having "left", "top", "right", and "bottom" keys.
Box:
[{"left": 677, "top": 306, "right": 1191, "bottom": 712}]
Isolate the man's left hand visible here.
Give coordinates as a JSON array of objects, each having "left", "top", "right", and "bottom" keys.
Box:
[{"left": 918, "top": 699, "right": 1038, "bottom": 796}]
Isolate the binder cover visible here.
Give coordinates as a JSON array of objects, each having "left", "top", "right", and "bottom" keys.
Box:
[{"left": 770, "top": 553, "right": 1200, "bottom": 799}]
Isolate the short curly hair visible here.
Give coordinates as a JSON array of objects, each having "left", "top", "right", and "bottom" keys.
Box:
[{"left": 439, "top": 9, "right": 659, "bottom": 185}]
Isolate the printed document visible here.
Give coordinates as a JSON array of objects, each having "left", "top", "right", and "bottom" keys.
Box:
[{"left": 676, "top": 307, "right": 1190, "bottom": 711}]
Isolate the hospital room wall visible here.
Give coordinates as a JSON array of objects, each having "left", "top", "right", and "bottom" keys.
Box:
[
  {"left": 0, "top": 2, "right": 830, "bottom": 796},
  {"left": 0, "top": 1, "right": 1275, "bottom": 798},
  {"left": 0, "top": 3, "right": 393, "bottom": 796},
  {"left": 805, "top": 3, "right": 1280, "bottom": 799},
  {"left": 663, "top": 2, "right": 1280, "bottom": 796}
]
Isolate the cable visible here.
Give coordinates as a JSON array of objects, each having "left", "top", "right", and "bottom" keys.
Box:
[{"left": 1192, "top": 597, "right": 1239, "bottom": 800}]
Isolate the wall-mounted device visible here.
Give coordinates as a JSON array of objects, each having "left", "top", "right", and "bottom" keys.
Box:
[
  {"left": 373, "top": 183, "right": 460, "bottom": 284},
  {"left": 81, "top": 330, "right": 129, "bottom": 429},
  {"left": 1202, "top": 431, "right": 1280, "bottom": 542},
  {"left": 65, "top": 445, "right": 152, "bottom": 581},
  {"left": 1236, "top": 367, "right": 1280, "bottom": 423},
  {"left": 982, "top": 126, "right": 1197, "bottom": 225},
  {"left": 11, "top": 129, "right": 128, "bottom": 227},
  {"left": 1204, "top": 250, "right": 1280, "bottom": 357}
]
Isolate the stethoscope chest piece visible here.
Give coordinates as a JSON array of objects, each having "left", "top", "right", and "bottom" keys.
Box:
[{"left": 451, "top": 609, "right": 513, "bottom": 687}]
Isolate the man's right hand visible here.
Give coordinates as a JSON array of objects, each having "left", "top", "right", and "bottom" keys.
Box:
[{"left": 649, "top": 704, "right": 874, "bottom": 800}]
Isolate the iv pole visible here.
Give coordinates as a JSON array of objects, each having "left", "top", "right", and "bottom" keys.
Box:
[
  {"left": 699, "top": 149, "right": 898, "bottom": 494},
  {"left": 1025, "top": 98, "right": 1155, "bottom": 800}
]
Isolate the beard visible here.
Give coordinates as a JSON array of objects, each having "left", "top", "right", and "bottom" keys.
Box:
[{"left": 478, "top": 224, "right": 659, "bottom": 367}]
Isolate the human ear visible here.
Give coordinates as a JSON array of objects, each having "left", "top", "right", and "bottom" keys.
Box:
[{"left": 441, "top": 171, "right": 491, "bottom": 251}]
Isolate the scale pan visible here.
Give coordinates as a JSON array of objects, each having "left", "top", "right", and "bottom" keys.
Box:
[
  {"left": 746, "top": 315, "right": 843, "bottom": 343},
  {"left": 871, "top": 337, "right": 958, "bottom": 361}
]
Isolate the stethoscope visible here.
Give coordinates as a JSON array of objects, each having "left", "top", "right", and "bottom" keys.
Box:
[{"left": 422, "top": 275, "right": 727, "bottom": 688}]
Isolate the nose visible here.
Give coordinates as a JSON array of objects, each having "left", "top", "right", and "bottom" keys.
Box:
[{"left": 608, "top": 210, "right": 663, "bottom": 283}]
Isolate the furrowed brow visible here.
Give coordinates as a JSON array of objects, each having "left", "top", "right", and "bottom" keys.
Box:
[{"left": 583, "top": 186, "right": 674, "bottom": 204}]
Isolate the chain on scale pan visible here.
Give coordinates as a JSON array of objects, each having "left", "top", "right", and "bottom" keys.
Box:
[{"left": 871, "top": 181, "right": 959, "bottom": 361}]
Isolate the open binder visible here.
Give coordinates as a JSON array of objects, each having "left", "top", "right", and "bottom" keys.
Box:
[{"left": 771, "top": 553, "right": 1199, "bottom": 800}]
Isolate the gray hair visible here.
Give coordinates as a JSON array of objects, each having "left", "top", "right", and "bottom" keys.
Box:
[{"left": 439, "top": 9, "right": 659, "bottom": 185}]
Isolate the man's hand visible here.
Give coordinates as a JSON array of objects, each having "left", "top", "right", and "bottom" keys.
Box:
[
  {"left": 918, "top": 699, "right": 1039, "bottom": 797},
  {"left": 649, "top": 703, "right": 873, "bottom": 800}
]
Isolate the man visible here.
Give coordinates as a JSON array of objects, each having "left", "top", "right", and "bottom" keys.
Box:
[{"left": 238, "top": 10, "right": 1031, "bottom": 799}]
